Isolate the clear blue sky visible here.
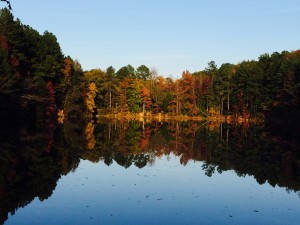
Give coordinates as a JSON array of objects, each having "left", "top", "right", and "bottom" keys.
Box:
[{"left": 6, "top": 0, "right": 300, "bottom": 77}]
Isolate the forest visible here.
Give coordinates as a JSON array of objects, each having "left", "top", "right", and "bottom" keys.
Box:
[{"left": 1, "top": 8, "right": 300, "bottom": 124}]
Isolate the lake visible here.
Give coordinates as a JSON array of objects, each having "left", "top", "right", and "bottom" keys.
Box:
[{"left": 1, "top": 119, "right": 299, "bottom": 225}]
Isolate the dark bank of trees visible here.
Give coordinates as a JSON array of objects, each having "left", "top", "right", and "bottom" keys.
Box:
[
  {"left": 0, "top": 8, "right": 85, "bottom": 124},
  {"left": 1, "top": 7, "right": 300, "bottom": 123}
]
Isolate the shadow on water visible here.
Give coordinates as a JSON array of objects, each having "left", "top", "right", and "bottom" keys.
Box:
[
  {"left": 0, "top": 113, "right": 300, "bottom": 224},
  {"left": 0, "top": 97, "right": 85, "bottom": 224}
]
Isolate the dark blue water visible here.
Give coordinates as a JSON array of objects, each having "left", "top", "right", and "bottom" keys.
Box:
[
  {"left": 5, "top": 155, "right": 300, "bottom": 225},
  {"left": 2, "top": 120, "right": 300, "bottom": 225}
]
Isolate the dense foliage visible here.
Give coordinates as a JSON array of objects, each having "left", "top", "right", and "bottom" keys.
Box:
[
  {"left": 0, "top": 8, "right": 84, "bottom": 123},
  {"left": 88, "top": 51, "right": 300, "bottom": 121}
]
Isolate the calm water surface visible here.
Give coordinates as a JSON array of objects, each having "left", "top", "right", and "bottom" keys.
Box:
[{"left": 1, "top": 120, "right": 300, "bottom": 225}]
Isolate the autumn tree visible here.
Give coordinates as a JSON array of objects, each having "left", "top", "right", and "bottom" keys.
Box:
[
  {"left": 141, "top": 86, "right": 152, "bottom": 112},
  {"left": 168, "top": 79, "right": 184, "bottom": 114},
  {"left": 85, "top": 82, "right": 97, "bottom": 113},
  {"left": 84, "top": 69, "right": 106, "bottom": 110},
  {"left": 179, "top": 71, "right": 198, "bottom": 115}
]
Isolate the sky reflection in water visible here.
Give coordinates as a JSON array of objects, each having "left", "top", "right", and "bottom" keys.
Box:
[{"left": 6, "top": 154, "right": 300, "bottom": 225}]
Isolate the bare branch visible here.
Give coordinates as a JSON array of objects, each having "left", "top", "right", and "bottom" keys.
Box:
[{"left": 0, "top": 0, "right": 12, "bottom": 10}]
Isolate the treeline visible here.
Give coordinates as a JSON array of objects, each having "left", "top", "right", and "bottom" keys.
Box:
[
  {"left": 86, "top": 52, "right": 300, "bottom": 120},
  {"left": 1, "top": 8, "right": 300, "bottom": 122}
]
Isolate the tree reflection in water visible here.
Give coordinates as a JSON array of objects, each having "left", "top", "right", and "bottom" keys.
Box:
[{"left": 0, "top": 118, "right": 299, "bottom": 224}]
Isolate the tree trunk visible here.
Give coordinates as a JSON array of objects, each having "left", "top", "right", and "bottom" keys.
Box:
[
  {"left": 109, "top": 88, "right": 112, "bottom": 109},
  {"left": 220, "top": 97, "right": 224, "bottom": 115},
  {"left": 227, "top": 93, "right": 230, "bottom": 113}
]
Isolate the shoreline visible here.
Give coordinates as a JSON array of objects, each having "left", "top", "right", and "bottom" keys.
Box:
[{"left": 96, "top": 112, "right": 264, "bottom": 124}]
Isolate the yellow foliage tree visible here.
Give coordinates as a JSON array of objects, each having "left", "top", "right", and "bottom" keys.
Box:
[{"left": 85, "top": 82, "right": 97, "bottom": 113}]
